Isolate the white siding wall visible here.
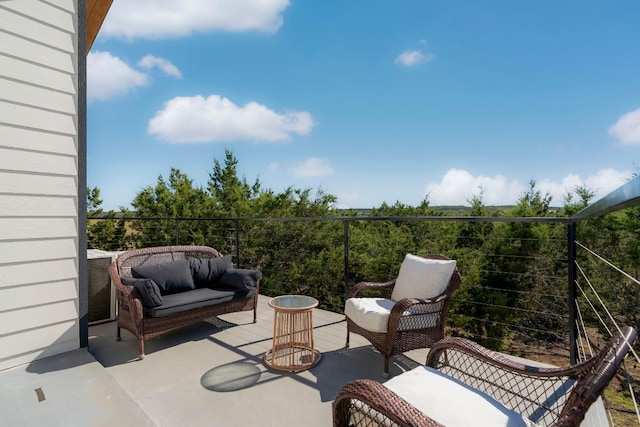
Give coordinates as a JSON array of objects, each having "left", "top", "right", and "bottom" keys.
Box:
[{"left": 0, "top": 0, "right": 80, "bottom": 370}]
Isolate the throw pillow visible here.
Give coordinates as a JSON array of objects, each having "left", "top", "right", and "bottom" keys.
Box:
[
  {"left": 131, "top": 259, "right": 195, "bottom": 295},
  {"left": 188, "top": 255, "right": 233, "bottom": 287},
  {"left": 390, "top": 254, "right": 456, "bottom": 302},
  {"left": 121, "top": 277, "right": 164, "bottom": 307},
  {"left": 217, "top": 268, "right": 262, "bottom": 292}
]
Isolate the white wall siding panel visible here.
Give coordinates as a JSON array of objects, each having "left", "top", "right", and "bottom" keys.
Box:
[
  {"left": 0, "top": 148, "right": 76, "bottom": 175},
  {"left": 0, "top": 1, "right": 80, "bottom": 368},
  {"left": 0, "top": 79, "right": 76, "bottom": 114},
  {"left": 1, "top": 259, "right": 77, "bottom": 289},
  {"left": 0, "top": 171, "right": 77, "bottom": 196},
  {"left": 0, "top": 280, "right": 77, "bottom": 312},
  {"left": 0, "top": 195, "right": 77, "bottom": 217},
  {"left": 0, "top": 8, "right": 74, "bottom": 52},
  {"left": 0, "top": 32, "right": 75, "bottom": 74},
  {"left": 0, "top": 239, "right": 77, "bottom": 264},
  {"left": 0, "top": 55, "right": 75, "bottom": 93},
  {"left": 0, "top": 321, "right": 78, "bottom": 371},
  {"left": 0, "top": 126, "right": 76, "bottom": 155},
  {"left": 0, "top": 101, "right": 76, "bottom": 135},
  {"left": 0, "top": 218, "right": 77, "bottom": 242},
  {"left": 42, "top": 0, "right": 76, "bottom": 13},
  {"left": 0, "top": 300, "right": 78, "bottom": 335},
  {"left": 0, "top": 1, "right": 75, "bottom": 33}
]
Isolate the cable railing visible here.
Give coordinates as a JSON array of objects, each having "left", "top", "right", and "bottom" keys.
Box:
[
  {"left": 89, "top": 215, "right": 573, "bottom": 350},
  {"left": 573, "top": 242, "right": 640, "bottom": 426}
]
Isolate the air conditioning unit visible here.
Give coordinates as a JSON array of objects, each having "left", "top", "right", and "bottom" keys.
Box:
[{"left": 87, "top": 249, "right": 120, "bottom": 324}]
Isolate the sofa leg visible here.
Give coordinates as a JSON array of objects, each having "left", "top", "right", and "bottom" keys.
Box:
[
  {"left": 138, "top": 339, "right": 145, "bottom": 360},
  {"left": 345, "top": 329, "right": 350, "bottom": 348},
  {"left": 253, "top": 308, "right": 257, "bottom": 323},
  {"left": 383, "top": 357, "right": 390, "bottom": 378},
  {"left": 116, "top": 326, "right": 121, "bottom": 341}
]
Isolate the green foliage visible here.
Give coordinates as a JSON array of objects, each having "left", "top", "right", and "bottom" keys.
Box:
[{"left": 86, "top": 187, "right": 129, "bottom": 251}]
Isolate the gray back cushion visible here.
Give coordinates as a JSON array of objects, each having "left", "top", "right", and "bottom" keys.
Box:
[
  {"left": 188, "top": 255, "right": 233, "bottom": 288},
  {"left": 131, "top": 259, "right": 195, "bottom": 295}
]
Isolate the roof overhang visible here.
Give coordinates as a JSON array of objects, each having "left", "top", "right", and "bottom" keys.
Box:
[{"left": 86, "top": 0, "right": 113, "bottom": 52}]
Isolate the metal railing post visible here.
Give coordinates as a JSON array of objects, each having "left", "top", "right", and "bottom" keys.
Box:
[
  {"left": 343, "top": 219, "right": 349, "bottom": 296},
  {"left": 568, "top": 222, "right": 578, "bottom": 364},
  {"left": 235, "top": 219, "right": 241, "bottom": 267},
  {"left": 175, "top": 219, "right": 180, "bottom": 245}
]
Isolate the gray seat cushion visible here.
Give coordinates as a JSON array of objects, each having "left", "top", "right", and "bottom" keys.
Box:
[{"left": 143, "top": 287, "right": 256, "bottom": 318}]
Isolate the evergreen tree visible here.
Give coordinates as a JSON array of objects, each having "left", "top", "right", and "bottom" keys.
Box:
[{"left": 86, "top": 187, "right": 129, "bottom": 251}]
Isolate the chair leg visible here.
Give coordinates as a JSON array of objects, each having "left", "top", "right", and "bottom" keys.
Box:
[
  {"left": 383, "top": 357, "right": 390, "bottom": 378},
  {"left": 138, "top": 338, "right": 145, "bottom": 360},
  {"left": 116, "top": 325, "right": 121, "bottom": 341},
  {"left": 345, "top": 328, "right": 350, "bottom": 348}
]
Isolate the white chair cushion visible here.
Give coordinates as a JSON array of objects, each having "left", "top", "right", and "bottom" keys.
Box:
[
  {"left": 391, "top": 254, "right": 456, "bottom": 302},
  {"left": 384, "top": 366, "right": 536, "bottom": 427},
  {"left": 345, "top": 298, "right": 396, "bottom": 333}
]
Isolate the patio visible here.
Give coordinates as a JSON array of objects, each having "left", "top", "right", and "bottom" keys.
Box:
[{"left": 0, "top": 294, "right": 610, "bottom": 426}]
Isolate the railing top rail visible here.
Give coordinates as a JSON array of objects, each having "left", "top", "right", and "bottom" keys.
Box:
[
  {"left": 573, "top": 174, "right": 640, "bottom": 221},
  {"left": 88, "top": 215, "right": 572, "bottom": 224}
]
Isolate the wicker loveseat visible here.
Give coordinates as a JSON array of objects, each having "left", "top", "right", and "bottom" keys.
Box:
[
  {"left": 334, "top": 326, "right": 637, "bottom": 427},
  {"left": 109, "top": 245, "right": 261, "bottom": 359}
]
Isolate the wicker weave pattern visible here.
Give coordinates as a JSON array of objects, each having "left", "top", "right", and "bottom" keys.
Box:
[
  {"left": 333, "top": 326, "right": 637, "bottom": 427},
  {"left": 345, "top": 254, "right": 462, "bottom": 375},
  {"left": 333, "top": 379, "right": 444, "bottom": 427},
  {"left": 109, "top": 245, "right": 259, "bottom": 359}
]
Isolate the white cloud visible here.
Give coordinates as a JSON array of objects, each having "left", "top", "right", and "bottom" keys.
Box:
[
  {"left": 338, "top": 192, "right": 359, "bottom": 202},
  {"left": 425, "top": 168, "right": 631, "bottom": 206},
  {"left": 267, "top": 162, "right": 280, "bottom": 171},
  {"left": 148, "top": 94, "right": 314, "bottom": 143},
  {"left": 574, "top": 168, "right": 629, "bottom": 196},
  {"left": 336, "top": 191, "right": 359, "bottom": 208},
  {"left": 101, "top": 0, "right": 290, "bottom": 40},
  {"left": 87, "top": 51, "right": 150, "bottom": 102},
  {"left": 395, "top": 49, "right": 434, "bottom": 67},
  {"left": 425, "top": 169, "right": 524, "bottom": 206},
  {"left": 137, "top": 55, "right": 183, "bottom": 78},
  {"left": 290, "top": 158, "right": 335, "bottom": 178},
  {"left": 609, "top": 108, "right": 640, "bottom": 145}
]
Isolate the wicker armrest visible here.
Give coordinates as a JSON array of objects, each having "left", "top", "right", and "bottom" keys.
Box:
[
  {"left": 425, "top": 337, "right": 596, "bottom": 426},
  {"left": 427, "top": 337, "right": 586, "bottom": 377},
  {"left": 109, "top": 262, "right": 143, "bottom": 315},
  {"left": 347, "top": 280, "right": 396, "bottom": 298},
  {"left": 333, "top": 379, "right": 443, "bottom": 427}
]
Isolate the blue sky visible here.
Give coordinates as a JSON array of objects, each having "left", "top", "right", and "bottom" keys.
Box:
[{"left": 88, "top": 0, "right": 640, "bottom": 211}]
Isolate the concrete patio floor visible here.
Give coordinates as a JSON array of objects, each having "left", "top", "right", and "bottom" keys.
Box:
[
  {"left": 0, "top": 294, "right": 609, "bottom": 426},
  {"left": 1, "top": 295, "right": 426, "bottom": 426}
]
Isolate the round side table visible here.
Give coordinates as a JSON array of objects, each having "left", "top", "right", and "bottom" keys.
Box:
[{"left": 263, "top": 295, "right": 321, "bottom": 372}]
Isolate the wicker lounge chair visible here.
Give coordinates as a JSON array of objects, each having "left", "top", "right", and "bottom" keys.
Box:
[
  {"left": 344, "top": 254, "right": 461, "bottom": 376},
  {"left": 333, "top": 325, "right": 637, "bottom": 427}
]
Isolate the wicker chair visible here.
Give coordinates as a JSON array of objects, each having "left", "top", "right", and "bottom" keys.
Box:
[
  {"left": 345, "top": 254, "right": 461, "bottom": 376},
  {"left": 334, "top": 326, "right": 637, "bottom": 427}
]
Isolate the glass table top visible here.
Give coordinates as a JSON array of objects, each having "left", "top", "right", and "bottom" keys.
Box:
[{"left": 268, "top": 295, "right": 318, "bottom": 310}]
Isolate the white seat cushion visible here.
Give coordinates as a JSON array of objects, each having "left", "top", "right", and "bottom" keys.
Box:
[
  {"left": 391, "top": 254, "right": 456, "bottom": 302},
  {"left": 345, "top": 298, "right": 395, "bottom": 333},
  {"left": 384, "top": 366, "right": 536, "bottom": 427},
  {"left": 345, "top": 297, "right": 441, "bottom": 333}
]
